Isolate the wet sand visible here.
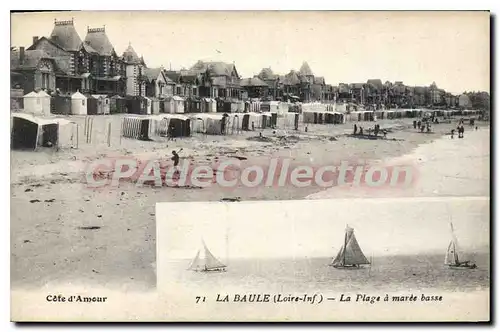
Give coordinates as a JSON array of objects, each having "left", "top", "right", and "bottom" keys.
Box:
[{"left": 10, "top": 114, "right": 489, "bottom": 289}]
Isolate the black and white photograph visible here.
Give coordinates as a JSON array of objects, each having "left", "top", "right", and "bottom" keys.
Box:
[
  {"left": 9, "top": 10, "right": 490, "bottom": 322},
  {"left": 156, "top": 198, "right": 489, "bottom": 321}
]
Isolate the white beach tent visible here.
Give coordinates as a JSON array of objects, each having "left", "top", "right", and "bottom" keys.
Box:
[
  {"left": 37, "top": 90, "right": 51, "bottom": 116},
  {"left": 172, "top": 96, "right": 185, "bottom": 114},
  {"left": 23, "top": 91, "right": 43, "bottom": 115},
  {"left": 71, "top": 91, "right": 87, "bottom": 115},
  {"left": 11, "top": 112, "right": 75, "bottom": 150},
  {"left": 143, "top": 96, "right": 152, "bottom": 115}
]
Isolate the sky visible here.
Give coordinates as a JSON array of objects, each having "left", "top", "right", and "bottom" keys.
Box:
[
  {"left": 157, "top": 197, "right": 490, "bottom": 260},
  {"left": 11, "top": 11, "right": 490, "bottom": 94}
]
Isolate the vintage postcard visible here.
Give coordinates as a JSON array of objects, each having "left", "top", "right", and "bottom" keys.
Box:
[{"left": 10, "top": 10, "right": 490, "bottom": 322}]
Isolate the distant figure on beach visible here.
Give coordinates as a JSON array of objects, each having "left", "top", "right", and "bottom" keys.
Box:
[
  {"left": 382, "top": 130, "right": 387, "bottom": 139},
  {"left": 305, "top": 126, "right": 308, "bottom": 132},
  {"left": 475, "top": 126, "right": 478, "bottom": 131},
  {"left": 171, "top": 148, "right": 183, "bottom": 176},
  {"left": 167, "top": 123, "right": 175, "bottom": 141},
  {"left": 413, "top": 120, "right": 417, "bottom": 129},
  {"left": 251, "top": 121, "right": 255, "bottom": 131},
  {"left": 426, "top": 123, "right": 431, "bottom": 133},
  {"left": 353, "top": 124, "right": 358, "bottom": 135},
  {"left": 451, "top": 129, "right": 455, "bottom": 139},
  {"left": 417, "top": 120, "right": 421, "bottom": 129},
  {"left": 420, "top": 125, "right": 425, "bottom": 133},
  {"left": 374, "top": 124, "right": 380, "bottom": 137},
  {"left": 458, "top": 125, "right": 464, "bottom": 139},
  {"left": 359, "top": 127, "right": 364, "bottom": 135}
]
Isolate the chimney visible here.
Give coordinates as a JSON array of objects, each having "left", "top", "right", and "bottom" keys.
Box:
[
  {"left": 33, "top": 36, "right": 39, "bottom": 45},
  {"left": 19, "top": 47, "right": 25, "bottom": 65}
]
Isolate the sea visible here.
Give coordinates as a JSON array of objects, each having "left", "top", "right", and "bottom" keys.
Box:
[{"left": 163, "top": 252, "right": 490, "bottom": 295}]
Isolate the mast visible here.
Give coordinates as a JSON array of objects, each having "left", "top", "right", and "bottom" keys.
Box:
[{"left": 342, "top": 224, "right": 348, "bottom": 266}]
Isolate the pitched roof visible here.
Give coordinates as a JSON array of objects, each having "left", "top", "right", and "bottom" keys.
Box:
[
  {"left": 11, "top": 49, "right": 53, "bottom": 70},
  {"left": 299, "top": 61, "right": 314, "bottom": 76},
  {"left": 50, "top": 20, "right": 83, "bottom": 52},
  {"left": 367, "top": 79, "right": 383, "bottom": 89},
  {"left": 190, "top": 61, "right": 235, "bottom": 76},
  {"left": 122, "top": 44, "right": 141, "bottom": 64},
  {"left": 164, "top": 70, "right": 181, "bottom": 82},
  {"left": 143, "top": 67, "right": 162, "bottom": 82},
  {"left": 283, "top": 70, "right": 300, "bottom": 85},
  {"left": 84, "top": 27, "right": 115, "bottom": 56},
  {"left": 82, "top": 41, "right": 98, "bottom": 54},
  {"left": 11, "top": 49, "right": 70, "bottom": 75},
  {"left": 240, "top": 77, "right": 268, "bottom": 87}
]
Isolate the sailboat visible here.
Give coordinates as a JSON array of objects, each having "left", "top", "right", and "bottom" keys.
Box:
[
  {"left": 188, "top": 239, "right": 227, "bottom": 273},
  {"left": 445, "top": 223, "right": 477, "bottom": 269},
  {"left": 330, "top": 225, "right": 370, "bottom": 269}
]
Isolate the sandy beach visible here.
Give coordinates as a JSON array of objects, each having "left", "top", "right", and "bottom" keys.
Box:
[{"left": 10, "top": 114, "right": 489, "bottom": 289}]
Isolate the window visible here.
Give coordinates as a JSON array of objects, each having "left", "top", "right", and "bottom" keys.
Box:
[
  {"left": 82, "top": 100, "right": 85, "bottom": 106},
  {"left": 41, "top": 73, "right": 50, "bottom": 89},
  {"left": 176, "top": 87, "right": 182, "bottom": 95}
]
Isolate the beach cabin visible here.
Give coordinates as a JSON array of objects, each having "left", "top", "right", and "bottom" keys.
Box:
[
  {"left": 201, "top": 98, "right": 217, "bottom": 113},
  {"left": 184, "top": 97, "right": 201, "bottom": 113},
  {"left": 23, "top": 91, "right": 43, "bottom": 115},
  {"left": 150, "top": 98, "right": 160, "bottom": 115},
  {"left": 170, "top": 96, "right": 185, "bottom": 114},
  {"left": 110, "top": 95, "right": 127, "bottom": 114},
  {"left": 71, "top": 91, "right": 87, "bottom": 115},
  {"left": 11, "top": 113, "right": 73, "bottom": 150},
  {"left": 87, "top": 95, "right": 110, "bottom": 115},
  {"left": 191, "top": 114, "right": 228, "bottom": 135},
  {"left": 126, "top": 96, "right": 150, "bottom": 115},
  {"left": 51, "top": 95, "right": 72, "bottom": 115},
  {"left": 245, "top": 100, "right": 262, "bottom": 113},
  {"left": 279, "top": 112, "right": 300, "bottom": 129},
  {"left": 241, "top": 112, "right": 263, "bottom": 131},
  {"left": 261, "top": 101, "right": 286, "bottom": 117},
  {"left": 121, "top": 115, "right": 157, "bottom": 140},
  {"left": 261, "top": 112, "right": 274, "bottom": 128},
  {"left": 156, "top": 114, "right": 191, "bottom": 138},
  {"left": 37, "top": 90, "right": 51, "bottom": 116}
]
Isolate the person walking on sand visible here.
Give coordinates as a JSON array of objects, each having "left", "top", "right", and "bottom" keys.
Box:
[
  {"left": 451, "top": 129, "right": 455, "bottom": 139},
  {"left": 459, "top": 125, "right": 465, "bottom": 139},
  {"left": 353, "top": 124, "right": 358, "bottom": 135},
  {"left": 171, "top": 148, "right": 183, "bottom": 177}
]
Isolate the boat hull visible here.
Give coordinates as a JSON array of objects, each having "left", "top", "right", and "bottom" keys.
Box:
[
  {"left": 447, "top": 264, "right": 476, "bottom": 270},
  {"left": 330, "top": 264, "right": 369, "bottom": 270},
  {"left": 191, "top": 268, "right": 227, "bottom": 273}
]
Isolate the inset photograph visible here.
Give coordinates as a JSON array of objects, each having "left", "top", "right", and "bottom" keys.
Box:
[{"left": 156, "top": 197, "right": 489, "bottom": 321}]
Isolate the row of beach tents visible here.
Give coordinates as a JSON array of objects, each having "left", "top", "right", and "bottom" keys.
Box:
[
  {"left": 121, "top": 112, "right": 301, "bottom": 140},
  {"left": 20, "top": 91, "right": 295, "bottom": 117}
]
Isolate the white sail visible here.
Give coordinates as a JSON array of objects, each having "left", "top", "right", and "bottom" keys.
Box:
[
  {"left": 331, "top": 226, "right": 370, "bottom": 267},
  {"left": 444, "top": 241, "right": 459, "bottom": 265},
  {"left": 188, "top": 240, "right": 226, "bottom": 271},
  {"left": 445, "top": 223, "right": 461, "bottom": 265}
]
